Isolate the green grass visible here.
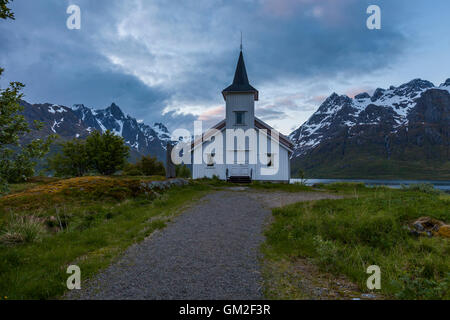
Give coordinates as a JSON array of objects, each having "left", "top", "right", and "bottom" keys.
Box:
[
  {"left": 0, "top": 179, "right": 212, "bottom": 299},
  {"left": 263, "top": 184, "right": 450, "bottom": 300}
]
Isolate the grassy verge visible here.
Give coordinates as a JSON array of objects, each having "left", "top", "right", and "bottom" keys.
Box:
[
  {"left": 0, "top": 177, "right": 212, "bottom": 299},
  {"left": 263, "top": 183, "right": 450, "bottom": 300}
]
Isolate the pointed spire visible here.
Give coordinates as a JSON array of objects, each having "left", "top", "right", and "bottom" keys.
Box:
[
  {"left": 240, "top": 31, "right": 243, "bottom": 51},
  {"left": 222, "top": 47, "right": 259, "bottom": 101}
]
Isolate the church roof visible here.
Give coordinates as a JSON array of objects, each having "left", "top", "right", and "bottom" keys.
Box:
[{"left": 222, "top": 51, "right": 259, "bottom": 101}]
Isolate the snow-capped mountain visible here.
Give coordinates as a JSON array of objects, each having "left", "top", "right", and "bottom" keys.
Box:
[
  {"left": 20, "top": 101, "right": 171, "bottom": 161},
  {"left": 289, "top": 78, "right": 450, "bottom": 178}
]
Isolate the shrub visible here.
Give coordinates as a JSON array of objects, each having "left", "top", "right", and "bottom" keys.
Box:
[
  {"left": 176, "top": 164, "right": 191, "bottom": 178},
  {"left": 392, "top": 271, "right": 450, "bottom": 300},
  {"left": 123, "top": 156, "right": 166, "bottom": 177},
  {"left": 140, "top": 156, "right": 165, "bottom": 176},
  {"left": 401, "top": 183, "right": 441, "bottom": 195},
  {"left": 122, "top": 164, "right": 143, "bottom": 176}
]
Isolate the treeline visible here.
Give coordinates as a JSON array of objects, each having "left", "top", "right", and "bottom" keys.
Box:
[
  {"left": 48, "top": 130, "right": 129, "bottom": 177},
  {"left": 48, "top": 130, "right": 191, "bottom": 178}
]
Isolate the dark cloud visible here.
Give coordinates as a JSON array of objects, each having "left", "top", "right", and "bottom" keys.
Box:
[{"left": 0, "top": 0, "right": 437, "bottom": 133}]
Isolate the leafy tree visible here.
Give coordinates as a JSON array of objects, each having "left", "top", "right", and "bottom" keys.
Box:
[
  {"left": 0, "top": 0, "right": 15, "bottom": 20},
  {"left": 1, "top": 1, "right": 54, "bottom": 190},
  {"left": 0, "top": 71, "right": 55, "bottom": 189},
  {"left": 176, "top": 164, "right": 191, "bottom": 178},
  {"left": 48, "top": 139, "right": 90, "bottom": 177},
  {"left": 86, "top": 130, "right": 129, "bottom": 176}
]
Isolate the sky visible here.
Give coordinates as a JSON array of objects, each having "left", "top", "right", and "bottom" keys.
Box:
[{"left": 1, "top": 0, "right": 449, "bottom": 135}]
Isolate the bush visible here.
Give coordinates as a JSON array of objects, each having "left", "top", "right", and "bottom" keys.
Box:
[
  {"left": 122, "top": 164, "right": 143, "bottom": 176},
  {"left": 123, "top": 156, "right": 166, "bottom": 177},
  {"left": 176, "top": 164, "right": 191, "bottom": 178},
  {"left": 401, "top": 183, "right": 441, "bottom": 195},
  {"left": 392, "top": 270, "right": 450, "bottom": 300},
  {"left": 140, "top": 156, "right": 165, "bottom": 176}
]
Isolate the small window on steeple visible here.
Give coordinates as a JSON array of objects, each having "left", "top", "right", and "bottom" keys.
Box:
[{"left": 235, "top": 111, "right": 245, "bottom": 125}]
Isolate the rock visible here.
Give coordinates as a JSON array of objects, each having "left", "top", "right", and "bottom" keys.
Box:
[
  {"left": 410, "top": 217, "right": 448, "bottom": 238},
  {"left": 438, "top": 225, "right": 450, "bottom": 238},
  {"left": 413, "top": 222, "right": 424, "bottom": 232},
  {"left": 355, "top": 92, "right": 370, "bottom": 100},
  {"left": 371, "top": 88, "right": 386, "bottom": 101}
]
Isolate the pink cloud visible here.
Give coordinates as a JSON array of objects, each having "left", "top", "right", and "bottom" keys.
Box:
[
  {"left": 198, "top": 106, "right": 224, "bottom": 121},
  {"left": 306, "top": 95, "right": 328, "bottom": 104},
  {"left": 345, "top": 86, "right": 374, "bottom": 98}
]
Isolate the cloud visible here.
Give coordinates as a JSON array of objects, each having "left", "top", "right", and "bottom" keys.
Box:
[
  {"left": 345, "top": 86, "right": 375, "bottom": 98},
  {"left": 0, "top": 0, "right": 430, "bottom": 135}
]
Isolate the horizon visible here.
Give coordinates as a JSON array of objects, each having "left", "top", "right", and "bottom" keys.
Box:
[{"left": 1, "top": 0, "right": 450, "bottom": 135}]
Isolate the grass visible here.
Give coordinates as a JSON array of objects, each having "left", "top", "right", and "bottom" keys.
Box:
[
  {"left": 262, "top": 183, "right": 450, "bottom": 300},
  {"left": 0, "top": 176, "right": 213, "bottom": 299}
]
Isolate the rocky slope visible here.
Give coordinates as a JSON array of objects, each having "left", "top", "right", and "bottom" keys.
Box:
[
  {"left": 20, "top": 101, "right": 170, "bottom": 161},
  {"left": 289, "top": 78, "right": 450, "bottom": 179}
]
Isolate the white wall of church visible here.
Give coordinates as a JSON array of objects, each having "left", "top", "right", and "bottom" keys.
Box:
[
  {"left": 225, "top": 93, "right": 255, "bottom": 130},
  {"left": 192, "top": 129, "right": 291, "bottom": 182}
]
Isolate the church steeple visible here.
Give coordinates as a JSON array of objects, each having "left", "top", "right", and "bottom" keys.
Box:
[{"left": 222, "top": 50, "right": 259, "bottom": 101}]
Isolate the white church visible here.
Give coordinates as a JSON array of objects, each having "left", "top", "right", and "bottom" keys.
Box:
[{"left": 191, "top": 49, "right": 293, "bottom": 183}]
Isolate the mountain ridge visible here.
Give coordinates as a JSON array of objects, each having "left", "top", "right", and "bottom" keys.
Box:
[
  {"left": 20, "top": 100, "right": 171, "bottom": 162},
  {"left": 289, "top": 78, "right": 450, "bottom": 179}
]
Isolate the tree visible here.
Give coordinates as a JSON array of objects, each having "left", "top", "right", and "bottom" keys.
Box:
[
  {"left": 1, "top": 1, "right": 54, "bottom": 190},
  {"left": 0, "top": 0, "right": 15, "bottom": 20},
  {"left": 140, "top": 155, "right": 165, "bottom": 176},
  {"left": 0, "top": 70, "right": 55, "bottom": 189},
  {"left": 86, "top": 130, "right": 129, "bottom": 175},
  {"left": 48, "top": 139, "right": 90, "bottom": 177}
]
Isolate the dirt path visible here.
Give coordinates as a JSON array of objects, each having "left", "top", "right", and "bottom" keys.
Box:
[{"left": 66, "top": 189, "right": 341, "bottom": 300}]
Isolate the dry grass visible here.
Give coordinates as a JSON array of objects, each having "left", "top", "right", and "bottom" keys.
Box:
[{"left": 0, "top": 215, "right": 46, "bottom": 246}]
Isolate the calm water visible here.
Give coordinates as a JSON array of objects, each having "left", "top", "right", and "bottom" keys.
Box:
[{"left": 290, "top": 178, "right": 450, "bottom": 191}]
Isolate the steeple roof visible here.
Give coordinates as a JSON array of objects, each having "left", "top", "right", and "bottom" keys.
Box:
[{"left": 222, "top": 50, "right": 259, "bottom": 101}]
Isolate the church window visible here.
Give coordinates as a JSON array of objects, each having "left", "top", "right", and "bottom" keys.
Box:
[{"left": 235, "top": 111, "right": 245, "bottom": 125}]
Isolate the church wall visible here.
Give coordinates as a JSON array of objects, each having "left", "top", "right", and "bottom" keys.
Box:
[
  {"left": 192, "top": 130, "right": 291, "bottom": 182},
  {"left": 225, "top": 93, "right": 255, "bottom": 130}
]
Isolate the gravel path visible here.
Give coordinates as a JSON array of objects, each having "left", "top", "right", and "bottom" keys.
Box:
[{"left": 66, "top": 189, "right": 341, "bottom": 300}]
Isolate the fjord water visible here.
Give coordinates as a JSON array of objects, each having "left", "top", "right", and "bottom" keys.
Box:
[{"left": 290, "top": 179, "right": 450, "bottom": 191}]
